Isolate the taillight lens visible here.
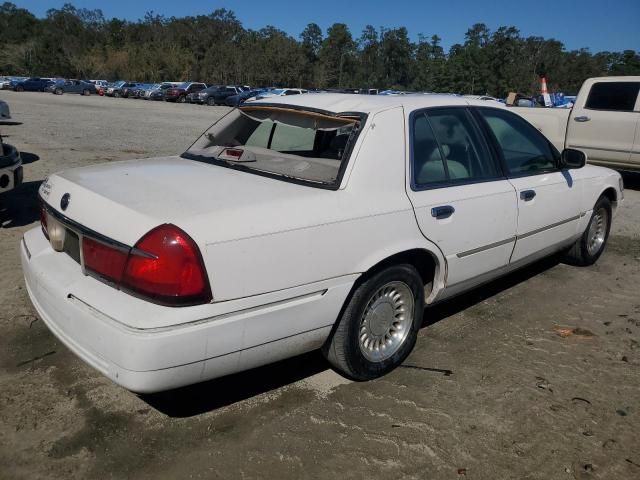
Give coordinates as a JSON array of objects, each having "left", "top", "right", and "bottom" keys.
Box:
[
  {"left": 122, "top": 224, "right": 211, "bottom": 305},
  {"left": 82, "top": 237, "right": 128, "bottom": 284},
  {"left": 80, "top": 224, "right": 211, "bottom": 306}
]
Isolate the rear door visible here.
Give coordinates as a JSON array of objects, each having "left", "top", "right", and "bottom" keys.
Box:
[
  {"left": 567, "top": 80, "right": 640, "bottom": 168},
  {"left": 476, "top": 107, "right": 582, "bottom": 263},
  {"left": 405, "top": 107, "right": 517, "bottom": 287}
]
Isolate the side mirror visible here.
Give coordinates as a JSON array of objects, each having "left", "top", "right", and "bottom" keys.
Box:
[{"left": 561, "top": 148, "right": 586, "bottom": 169}]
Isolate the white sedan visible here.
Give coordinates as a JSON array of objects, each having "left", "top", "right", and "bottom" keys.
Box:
[{"left": 22, "top": 94, "right": 623, "bottom": 393}]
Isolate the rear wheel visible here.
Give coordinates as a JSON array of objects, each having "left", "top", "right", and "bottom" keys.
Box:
[
  {"left": 178, "top": 95, "right": 186, "bottom": 103},
  {"left": 207, "top": 97, "right": 215, "bottom": 106},
  {"left": 82, "top": 89, "right": 91, "bottom": 96},
  {"left": 15, "top": 85, "right": 24, "bottom": 92},
  {"left": 322, "top": 264, "right": 424, "bottom": 380},
  {"left": 564, "top": 195, "right": 612, "bottom": 266},
  {"left": 113, "top": 91, "right": 120, "bottom": 98},
  {"left": 55, "top": 88, "right": 63, "bottom": 95}
]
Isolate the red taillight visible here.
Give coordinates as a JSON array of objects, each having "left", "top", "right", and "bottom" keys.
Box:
[
  {"left": 80, "top": 224, "right": 211, "bottom": 306},
  {"left": 82, "top": 237, "right": 128, "bottom": 284}
]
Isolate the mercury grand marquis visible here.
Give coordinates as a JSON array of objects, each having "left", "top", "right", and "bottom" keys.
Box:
[{"left": 21, "top": 94, "right": 624, "bottom": 393}]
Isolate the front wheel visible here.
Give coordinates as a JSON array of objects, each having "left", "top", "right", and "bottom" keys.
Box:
[
  {"left": 564, "top": 195, "right": 612, "bottom": 266},
  {"left": 82, "top": 89, "right": 91, "bottom": 96},
  {"left": 177, "top": 95, "right": 186, "bottom": 103},
  {"left": 15, "top": 85, "right": 24, "bottom": 92},
  {"left": 322, "top": 264, "right": 424, "bottom": 380},
  {"left": 55, "top": 88, "right": 63, "bottom": 95},
  {"left": 207, "top": 97, "right": 215, "bottom": 106}
]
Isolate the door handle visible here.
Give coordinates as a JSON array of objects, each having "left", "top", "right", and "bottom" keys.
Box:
[
  {"left": 520, "top": 190, "right": 536, "bottom": 201},
  {"left": 431, "top": 205, "right": 455, "bottom": 219},
  {"left": 574, "top": 116, "right": 590, "bottom": 122}
]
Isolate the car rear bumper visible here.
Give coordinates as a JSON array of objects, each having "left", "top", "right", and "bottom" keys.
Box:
[{"left": 21, "top": 227, "right": 354, "bottom": 393}]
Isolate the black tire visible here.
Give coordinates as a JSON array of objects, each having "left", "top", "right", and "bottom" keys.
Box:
[
  {"left": 207, "top": 97, "right": 215, "bottom": 106},
  {"left": 177, "top": 95, "right": 186, "bottom": 103},
  {"left": 55, "top": 88, "right": 63, "bottom": 95},
  {"left": 15, "top": 85, "right": 24, "bottom": 92},
  {"left": 113, "top": 91, "right": 120, "bottom": 98},
  {"left": 564, "top": 195, "right": 612, "bottom": 266},
  {"left": 82, "top": 89, "right": 91, "bottom": 96},
  {"left": 322, "top": 264, "right": 424, "bottom": 381}
]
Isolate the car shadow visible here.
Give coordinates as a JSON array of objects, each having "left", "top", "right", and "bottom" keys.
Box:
[
  {"left": 0, "top": 180, "right": 41, "bottom": 228},
  {"left": 423, "top": 255, "right": 560, "bottom": 327},
  {"left": 142, "top": 350, "right": 328, "bottom": 418},
  {"left": 142, "top": 255, "right": 562, "bottom": 418},
  {"left": 620, "top": 171, "right": 640, "bottom": 191},
  {"left": 20, "top": 151, "right": 40, "bottom": 165}
]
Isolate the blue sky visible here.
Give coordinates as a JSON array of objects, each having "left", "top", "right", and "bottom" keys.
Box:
[{"left": 15, "top": 0, "right": 640, "bottom": 52}]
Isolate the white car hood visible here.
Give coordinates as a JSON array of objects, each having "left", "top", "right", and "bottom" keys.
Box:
[{"left": 40, "top": 156, "right": 341, "bottom": 247}]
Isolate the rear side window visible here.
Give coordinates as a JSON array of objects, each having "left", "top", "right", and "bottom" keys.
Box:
[
  {"left": 478, "top": 108, "right": 557, "bottom": 176},
  {"left": 585, "top": 82, "right": 640, "bottom": 112},
  {"left": 412, "top": 108, "right": 499, "bottom": 188}
]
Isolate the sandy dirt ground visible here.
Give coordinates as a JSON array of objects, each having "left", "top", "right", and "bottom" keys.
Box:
[{"left": 0, "top": 91, "right": 639, "bottom": 480}]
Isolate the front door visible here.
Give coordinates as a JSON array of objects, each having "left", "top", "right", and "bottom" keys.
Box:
[
  {"left": 476, "top": 107, "right": 582, "bottom": 263},
  {"left": 405, "top": 107, "right": 517, "bottom": 287},
  {"left": 567, "top": 80, "right": 640, "bottom": 169}
]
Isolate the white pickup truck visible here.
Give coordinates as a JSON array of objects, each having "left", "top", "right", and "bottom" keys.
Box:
[{"left": 512, "top": 76, "right": 640, "bottom": 172}]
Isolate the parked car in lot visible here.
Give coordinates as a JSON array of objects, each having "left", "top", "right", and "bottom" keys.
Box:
[
  {"left": 105, "top": 81, "right": 139, "bottom": 98},
  {"left": 206, "top": 85, "right": 247, "bottom": 105},
  {"left": 120, "top": 82, "right": 141, "bottom": 98},
  {"left": 224, "top": 89, "right": 267, "bottom": 107},
  {"left": 13, "top": 77, "right": 55, "bottom": 92},
  {"left": 0, "top": 100, "right": 23, "bottom": 195},
  {"left": 186, "top": 85, "right": 221, "bottom": 105},
  {"left": 89, "top": 80, "right": 108, "bottom": 90},
  {"left": 128, "top": 83, "right": 154, "bottom": 99},
  {"left": 2, "top": 78, "right": 23, "bottom": 90},
  {"left": 25, "top": 94, "right": 623, "bottom": 393},
  {"left": 165, "top": 82, "right": 207, "bottom": 103},
  {"left": 104, "top": 81, "right": 125, "bottom": 97},
  {"left": 255, "top": 88, "right": 308, "bottom": 99},
  {"left": 48, "top": 79, "right": 95, "bottom": 95},
  {"left": 139, "top": 83, "right": 161, "bottom": 99},
  {"left": 146, "top": 82, "right": 179, "bottom": 101},
  {"left": 513, "top": 76, "right": 640, "bottom": 172}
]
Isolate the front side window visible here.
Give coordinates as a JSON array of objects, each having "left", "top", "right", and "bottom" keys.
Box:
[
  {"left": 182, "top": 106, "right": 361, "bottom": 188},
  {"left": 412, "top": 108, "right": 499, "bottom": 188},
  {"left": 585, "top": 82, "right": 640, "bottom": 112},
  {"left": 478, "top": 108, "right": 557, "bottom": 176}
]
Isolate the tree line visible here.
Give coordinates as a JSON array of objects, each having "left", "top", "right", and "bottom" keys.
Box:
[{"left": 1, "top": 2, "right": 639, "bottom": 97}]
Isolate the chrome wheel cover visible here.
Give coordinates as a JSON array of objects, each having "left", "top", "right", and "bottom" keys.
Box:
[
  {"left": 359, "top": 281, "right": 414, "bottom": 362},
  {"left": 587, "top": 207, "right": 608, "bottom": 256}
]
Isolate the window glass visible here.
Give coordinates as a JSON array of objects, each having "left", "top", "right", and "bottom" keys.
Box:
[
  {"left": 479, "top": 108, "right": 556, "bottom": 175},
  {"left": 412, "top": 108, "right": 498, "bottom": 187},
  {"left": 412, "top": 113, "right": 446, "bottom": 184},
  {"left": 585, "top": 82, "right": 639, "bottom": 112},
  {"left": 184, "top": 107, "right": 359, "bottom": 186}
]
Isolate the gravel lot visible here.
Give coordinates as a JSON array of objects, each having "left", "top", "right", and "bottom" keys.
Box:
[{"left": 1, "top": 91, "right": 639, "bottom": 480}]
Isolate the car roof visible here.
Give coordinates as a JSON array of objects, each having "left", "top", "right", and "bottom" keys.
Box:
[{"left": 251, "top": 92, "right": 506, "bottom": 114}]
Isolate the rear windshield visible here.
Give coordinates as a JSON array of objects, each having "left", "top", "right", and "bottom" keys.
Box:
[{"left": 182, "top": 106, "right": 362, "bottom": 188}]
